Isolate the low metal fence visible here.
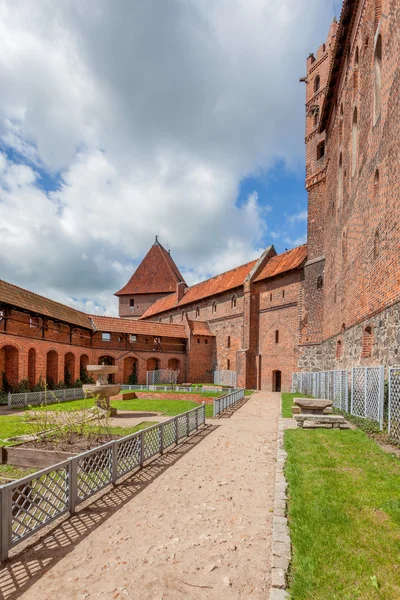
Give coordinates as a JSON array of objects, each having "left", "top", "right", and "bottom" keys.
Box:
[
  {"left": 388, "top": 367, "right": 400, "bottom": 443},
  {"left": 121, "top": 384, "right": 231, "bottom": 394},
  {"left": 8, "top": 387, "right": 83, "bottom": 409},
  {"left": 213, "top": 388, "right": 244, "bottom": 417},
  {"left": 0, "top": 403, "right": 206, "bottom": 561},
  {"left": 292, "top": 370, "right": 349, "bottom": 411},
  {"left": 350, "top": 366, "right": 384, "bottom": 430}
]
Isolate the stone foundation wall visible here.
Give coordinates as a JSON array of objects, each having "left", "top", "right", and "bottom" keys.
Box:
[{"left": 298, "top": 301, "right": 400, "bottom": 372}]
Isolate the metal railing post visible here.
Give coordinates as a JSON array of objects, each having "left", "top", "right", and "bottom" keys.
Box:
[
  {"left": 195, "top": 407, "right": 199, "bottom": 430},
  {"left": 379, "top": 365, "right": 385, "bottom": 431},
  {"left": 186, "top": 413, "right": 190, "bottom": 437},
  {"left": 388, "top": 367, "right": 392, "bottom": 434},
  {"left": 69, "top": 458, "right": 78, "bottom": 515},
  {"left": 175, "top": 417, "right": 179, "bottom": 444},
  {"left": 0, "top": 487, "right": 11, "bottom": 562}
]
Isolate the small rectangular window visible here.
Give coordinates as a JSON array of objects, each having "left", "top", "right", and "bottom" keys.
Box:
[
  {"left": 129, "top": 299, "right": 135, "bottom": 308},
  {"left": 129, "top": 334, "right": 137, "bottom": 342},
  {"left": 275, "top": 330, "right": 279, "bottom": 344},
  {"left": 205, "top": 338, "right": 208, "bottom": 344},
  {"left": 317, "top": 141, "right": 325, "bottom": 160},
  {"left": 102, "top": 332, "right": 111, "bottom": 342},
  {"left": 282, "top": 290, "right": 285, "bottom": 298},
  {"left": 30, "top": 317, "right": 39, "bottom": 328},
  {"left": 227, "top": 359, "right": 230, "bottom": 370},
  {"left": 227, "top": 336, "right": 231, "bottom": 348},
  {"left": 270, "top": 293, "right": 272, "bottom": 301}
]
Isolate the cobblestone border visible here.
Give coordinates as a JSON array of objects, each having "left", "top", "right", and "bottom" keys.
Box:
[{"left": 269, "top": 404, "right": 291, "bottom": 600}]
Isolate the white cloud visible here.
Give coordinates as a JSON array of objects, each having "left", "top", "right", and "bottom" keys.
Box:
[
  {"left": 287, "top": 209, "right": 308, "bottom": 226},
  {"left": 0, "top": 0, "right": 332, "bottom": 313}
]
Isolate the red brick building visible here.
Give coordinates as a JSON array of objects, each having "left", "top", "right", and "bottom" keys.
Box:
[{"left": 299, "top": 0, "right": 400, "bottom": 371}]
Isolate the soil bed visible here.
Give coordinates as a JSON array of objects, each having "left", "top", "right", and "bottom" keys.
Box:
[{"left": 22, "top": 431, "right": 122, "bottom": 453}]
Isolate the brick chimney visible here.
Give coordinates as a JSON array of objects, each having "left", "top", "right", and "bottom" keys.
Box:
[{"left": 176, "top": 281, "right": 186, "bottom": 301}]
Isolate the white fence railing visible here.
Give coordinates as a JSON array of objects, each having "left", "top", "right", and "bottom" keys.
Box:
[
  {"left": 0, "top": 403, "right": 206, "bottom": 562},
  {"left": 8, "top": 387, "right": 84, "bottom": 409},
  {"left": 214, "top": 370, "right": 237, "bottom": 387},
  {"left": 388, "top": 368, "right": 400, "bottom": 443},
  {"left": 121, "top": 384, "right": 231, "bottom": 394},
  {"left": 292, "top": 367, "right": 384, "bottom": 430},
  {"left": 213, "top": 388, "right": 244, "bottom": 417}
]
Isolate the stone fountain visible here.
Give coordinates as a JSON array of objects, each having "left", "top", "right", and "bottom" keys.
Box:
[{"left": 83, "top": 365, "right": 121, "bottom": 416}]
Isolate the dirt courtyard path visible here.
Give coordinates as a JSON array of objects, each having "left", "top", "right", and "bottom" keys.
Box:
[{"left": 1, "top": 392, "right": 280, "bottom": 600}]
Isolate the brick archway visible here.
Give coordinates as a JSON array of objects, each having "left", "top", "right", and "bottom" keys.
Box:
[
  {"left": 146, "top": 357, "right": 159, "bottom": 371},
  {"left": 123, "top": 356, "right": 138, "bottom": 384},
  {"left": 28, "top": 348, "right": 36, "bottom": 388},
  {"left": 80, "top": 354, "right": 89, "bottom": 381},
  {"left": 64, "top": 352, "right": 76, "bottom": 385},
  {"left": 98, "top": 355, "right": 115, "bottom": 383},
  {"left": 46, "top": 350, "right": 59, "bottom": 387},
  {"left": 0, "top": 345, "right": 19, "bottom": 390}
]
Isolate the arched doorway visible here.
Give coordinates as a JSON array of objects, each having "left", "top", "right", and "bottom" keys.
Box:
[
  {"left": 167, "top": 358, "right": 180, "bottom": 371},
  {"left": 46, "top": 350, "right": 58, "bottom": 388},
  {"left": 98, "top": 355, "right": 115, "bottom": 383},
  {"left": 28, "top": 348, "right": 36, "bottom": 388},
  {"left": 146, "top": 357, "right": 159, "bottom": 371},
  {"left": 64, "top": 352, "right": 75, "bottom": 386},
  {"left": 123, "top": 357, "right": 138, "bottom": 384},
  {"left": 272, "top": 370, "right": 282, "bottom": 393},
  {"left": 0, "top": 345, "right": 19, "bottom": 390},
  {"left": 80, "top": 354, "right": 89, "bottom": 382}
]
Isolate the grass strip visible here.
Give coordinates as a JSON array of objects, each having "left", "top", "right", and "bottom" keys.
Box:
[
  {"left": 281, "top": 392, "right": 311, "bottom": 418},
  {"left": 285, "top": 427, "right": 400, "bottom": 599}
]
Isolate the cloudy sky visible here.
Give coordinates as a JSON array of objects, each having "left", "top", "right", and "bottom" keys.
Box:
[{"left": 0, "top": 0, "right": 334, "bottom": 315}]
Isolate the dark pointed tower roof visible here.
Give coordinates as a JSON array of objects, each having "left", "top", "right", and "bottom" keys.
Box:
[{"left": 115, "top": 238, "right": 186, "bottom": 296}]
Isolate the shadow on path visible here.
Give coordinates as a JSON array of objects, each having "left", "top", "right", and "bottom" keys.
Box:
[
  {"left": 214, "top": 397, "right": 249, "bottom": 419},
  {"left": 0, "top": 424, "right": 217, "bottom": 600}
]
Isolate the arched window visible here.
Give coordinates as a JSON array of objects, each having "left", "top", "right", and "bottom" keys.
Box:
[
  {"left": 275, "top": 330, "right": 279, "bottom": 344},
  {"left": 195, "top": 306, "right": 200, "bottom": 318},
  {"left": 353, "top": 47, "right": 359, "bottom": 95},
  {"left": 374, "top": 0, "right": 382, "bottom": 31},
  {"left": 373, "top": 169, "right": 380, "bottom": 200},
  {"left": 212, "top": 301, "right": 217, "bottom": 314},
  {"left": 362, "top": 326, "right": 374, "bottom": 358},
  {"left": 336, "top": 339, "right": 343, "bottom": 359},
  {"left": 338, "top": 152, "right": 343, "bottom": 208},
  {"left": 374, "top": 229, "right": 379, "bottom": 259},
  {"left": 227, "top": 336, "right": 231, "bottom": 348},
  {"left": 351, "top": 107, "right": 358, "bottom": 176},
  {"left": 314, "top": 75, "right": 320, "bottom": 93},
  {"left": 374, "top": 35, "right": 382, "bottom": 124},
  {"left": 169, "top": 314, "right": 173, "bottom": 323},
  {"left": 158, "top": 317, "right": 162, "bottom": 322},
  {"left": 181, "top": 310, "right": 186, "bottom": 321},
  {"left": 317, "top": 275, "right": 323, "bottom": 289},
  {"left": 231, "top": 295, "right": 237, "bottom": 309},
  {"left": 282, "top": 289, "right": 285, "bottom": 298},
  {"left": 341, "top": 323, "right": 346, "bottom": 332},
  {"left": 270, "top": 293, "right": 272, "bottom": 301}
]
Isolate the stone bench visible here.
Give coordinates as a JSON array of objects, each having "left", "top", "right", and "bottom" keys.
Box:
[
  {"left": 293, "top": 398, "right": 333, "bottom": 415},
  {"left": 294, "top": 414, "right": 348, "bottom": 429}
]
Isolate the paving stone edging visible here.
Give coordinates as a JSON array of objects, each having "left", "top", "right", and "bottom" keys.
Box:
[{"left": 269, "top": 404, "right": 291, "bottom": 600}]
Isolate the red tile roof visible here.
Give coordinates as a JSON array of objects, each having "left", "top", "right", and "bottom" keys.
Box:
[
  {"left": 115, "top": 240, "right": 185, "bottom": 296},
  {"left": 254, "top": 245, "right": 307, "bottom": 282},
  {"left": 189, "top": 320, "right": 215, "bottom": 336},
  {"left": 0, "top": 279, "right": 92, "bottom": 329},
  {"left": 90, "top": 315, "right": 187, "bottom": 338},
  {"left": 140, "top": 259, "right": 258, "bottom": 318}
]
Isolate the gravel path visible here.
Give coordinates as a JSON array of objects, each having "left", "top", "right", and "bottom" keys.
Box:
[{"left": 1, "top": 392, "right": 280, "bottom": 600}]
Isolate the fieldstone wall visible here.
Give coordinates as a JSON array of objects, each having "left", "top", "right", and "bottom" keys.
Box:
[{"left": 298, "top": 301, "right": 400, "bottom": 371}]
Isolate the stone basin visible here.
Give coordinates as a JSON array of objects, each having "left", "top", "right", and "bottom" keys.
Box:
[{"left": 83, "top": 364, "right": 121, "bottom": 416}]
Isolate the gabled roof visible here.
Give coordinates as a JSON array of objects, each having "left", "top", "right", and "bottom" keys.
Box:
[
  {"left": 188, "top": 320, "right": 215, "bottom": 336},
  {"left": 0, "top": 279, "right": 92, "bottom": 329},
  {"left": 115, "top": 239, "right": 186, "bottom": 296},
  {"left": 140, "top": 259, "right": 258, "bottom": 319},
  {"left": 90, "top": 315, "right": 187, "bottom": 338},
  {"left": 254, "top": 245, "right": 307, "bottom": 282}
]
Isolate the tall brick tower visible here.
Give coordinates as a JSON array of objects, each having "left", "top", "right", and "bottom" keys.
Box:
[
  {"left": 300, "top": 19, "right": 338, "bottom": 346},
  {"left": 115, "top": 237, "right": 186, "bottom": 319}
]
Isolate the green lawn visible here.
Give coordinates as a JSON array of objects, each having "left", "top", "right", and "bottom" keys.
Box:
[
  {"left": 285, "top": 428, "right": 400, "bottom": 599},
  {"left": 281, "top": 392, "right": 311, "bottom": 418},
  {"left": 116, "top": 398, "right": 214, "bottom": 418}
]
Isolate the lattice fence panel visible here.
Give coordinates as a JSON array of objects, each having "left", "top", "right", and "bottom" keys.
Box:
[
  {"left": 177, "top": 415, "right": 187, "bottom": 440},
  {"left": 143, "top": 428, "right": 161, "bottom": 461},
  {"left": 10, "top": 464, "right": 69, "bottom": 545},
  {"left": 389, "top": 368, "right": 400, "bottom": 443},
  {"left": 351, "top": 366, "right": 384, "bottom": 428},
  {"left": 76, "top": 446, "right": 113, "bottom": 501},
  {"left": 116, "top": 436, "right": 141, "bottom": 477},
  {"left": 188, "top": 411, "right": 197, "bottom": 433},
  {"left": 162, "top": 420, "right": 177, "bottom": 448},
  {"left": 146, "top": 369, "right": 179, "bottom": 385}
]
